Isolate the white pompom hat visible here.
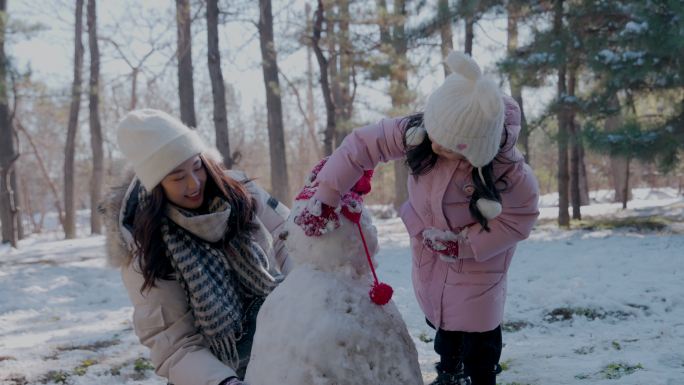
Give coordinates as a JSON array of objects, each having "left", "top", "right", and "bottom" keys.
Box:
[
  {"left": 116, "top": 109, "right": 208, "bottom": 190},
  {"left": 406, "top": 51, "right": 506, "bottom": 219}
]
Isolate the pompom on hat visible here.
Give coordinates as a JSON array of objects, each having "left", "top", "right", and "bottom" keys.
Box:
[{"left": 116, "top": 109, "right": 208, "bottom": 190}]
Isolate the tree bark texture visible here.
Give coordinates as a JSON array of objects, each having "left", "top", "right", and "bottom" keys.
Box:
[
  {"left": 0, "top": 0, "right": 21, "bottom": 246},
  {"left": 554, "top": 0, "right": 570, "bottom": 227},
  {"left": 438, "top": 0, "right": 454, "bottom": 77},
  {"left": 87, "top": 0, "right": 103, "bottom": 234},
  {"left": 259, "top": 0, "right": 290, "bottom": 202},
  {"left": 64, "top": 0, "right": 85, "bottom": 239},
  {"left": 207, "top": 0, "right": 232, "bottom": 167},
  {"left": 605, "top": 94, "right": 631, "bottom": 204},
  {"left": 176, "top": 0, "right": 196, "bottom": 127},
  {"left": 506, "top": 1, "right": 530, "bottom": 163},
  {"left": 313, "top": 0, "right": 336, "bottom": 157}
]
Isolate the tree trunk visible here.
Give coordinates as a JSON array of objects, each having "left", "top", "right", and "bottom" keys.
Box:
[
  {"left": 337, "top": 0, "right": 353, "bottom": 143},
  {"left": 258, "top": 0, "right": 290, "bottom": 202},
  {"left": 313, "top": 0, "right": 336, "bottom": 157},
  {"left": 0, "top": 0, "right": 21, "bottom": 246},
  {"left": 19, "top": 174, "right": 38, "bottom": 233},
  {"left": 64, "top": 0, "right": 84, "bottom": 240},
  {"left": 376, "top": 0, "right": 410, "bottom": 210},
  {"left": 605, "top": 93, "right": 630, "bottom": 203},
  {"left": 578, "top": 140, "right": 589, "bottom": 205},
  {"left": 130, "top": 67, "right": 138, "bottom": 110},
  {"left": 305, "top": 3, "right": 320, "bottom": 156},
  {"left": 622, "top": 156, "right": 630, "bottom": 209},
  {"left": 438, "top": 0, "right": 453, "bottom": 77},
  {"left": 87, "top": 0, "right": 103, "bottom": 234},
  {"left": 554, "top": 0, "right": 569, "bottom": 227},
  {"left": 464, "top": 14, "right": 474, "bottom": 55},
  {"left": 207, "top": 0, "right": 232, "bottom": 167},
  {"left": 568, "top": 69, "right": 581, "bottom": 220},
  {"left": 391, "top": 0, "right": 409, "bottom": 211},
  {"left": 506, "top": 1, "right": 529, "bottom": 163},
  {"left": 327, "top": 2, "right": 342, "bottom": 148},
  {"left": 176, "top": 0, "right": 196, "bottom": 128}
]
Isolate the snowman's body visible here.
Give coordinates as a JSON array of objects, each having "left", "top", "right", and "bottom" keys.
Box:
[{"left": 244, "top": 200, "right": 423, "bottom": 385}]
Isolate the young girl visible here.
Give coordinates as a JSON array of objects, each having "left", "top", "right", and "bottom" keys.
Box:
[
  {"left": 103, "top": 109, "right": 292, "bottom": 385},
  {"left": 295, "top": 52, "right": 539, "bottom": 385}
]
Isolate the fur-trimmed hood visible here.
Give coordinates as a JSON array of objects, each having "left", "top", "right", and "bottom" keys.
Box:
[{"left": 101, "top": 170, "right": 137, "bottom": 268}]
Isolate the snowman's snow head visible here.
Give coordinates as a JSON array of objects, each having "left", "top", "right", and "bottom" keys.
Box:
[{"left": 283, "top": 158, "right": 379, "bottom": 277}]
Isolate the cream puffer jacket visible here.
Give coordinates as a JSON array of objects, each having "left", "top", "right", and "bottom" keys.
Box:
[{"left": 102, "top": 169, "right": 292, "bottom": 385}]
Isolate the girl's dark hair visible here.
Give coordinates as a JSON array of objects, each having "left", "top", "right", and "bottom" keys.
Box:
[
  {"left": 133, "top": 154, "right": 257, "bottom": 292},
  {"left": 401, "top": 113, "right": 516, "bottom": 231}
]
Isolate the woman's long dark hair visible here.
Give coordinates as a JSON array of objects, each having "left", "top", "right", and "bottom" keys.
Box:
[
  {"left": 401, "top": 113, "right": 516, "bottom": 231},
  {"left": 133, "top": 154, "right": 257, "bottom": 292}
]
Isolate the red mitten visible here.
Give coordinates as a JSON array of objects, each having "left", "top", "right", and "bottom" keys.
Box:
[
  {"left": 351, "top": 169, "right": 374, "bottom": 195},
  {"left": 422, "top": 228, "right": 461, "bottom": 262},
  {"left": 293, "top": 200, "right": 341, "bottom": 237}
]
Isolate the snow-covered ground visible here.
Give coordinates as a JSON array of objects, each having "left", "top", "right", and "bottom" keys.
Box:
[{"left": 1, "top": 191, "right": 683, "bottom": 385}]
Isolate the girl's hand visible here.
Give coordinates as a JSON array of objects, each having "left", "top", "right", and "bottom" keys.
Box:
[
  {"left": 293, "top": 199, "right": 341, "bottom": 236},
  {"left": 422, "top": 228, "right": 463, "bottom": 262}
]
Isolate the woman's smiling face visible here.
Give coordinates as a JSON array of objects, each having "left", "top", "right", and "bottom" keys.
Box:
[{"left": 160, "top": 155, "right": 207, "bottom": 209}]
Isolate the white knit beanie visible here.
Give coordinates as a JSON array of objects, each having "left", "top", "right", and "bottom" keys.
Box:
[
  {"left": 116, "top": 109, "right": 208, "bottom": 190},
  {"left": 422, "top": 51, "right": 505, "bottom": 168}
]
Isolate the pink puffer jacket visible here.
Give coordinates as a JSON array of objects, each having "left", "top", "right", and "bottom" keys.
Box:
[{"left": 313, "top": 96, "right": 539, "bottom": 332}]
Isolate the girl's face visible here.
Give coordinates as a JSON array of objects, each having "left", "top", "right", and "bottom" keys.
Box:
[
  {"left": 160, "top": 155, "right": 207, "bottom": 209},
  {"left": 430, "top": 139, "right": 466, "bottom": 162}
]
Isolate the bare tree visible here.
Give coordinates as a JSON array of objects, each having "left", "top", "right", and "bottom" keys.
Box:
[
  {"left": 100, "top": 9, "right": 175, "bottom": 111},
  {"left": 506, "top": 0, "right": 529, "bottom": 162},
  {"left": 438, "top": 0, "right": 453, "bottom": 77},
  {"left": 258, "top": 0, "right": 290, "bottom": 202},
  {"left": 554, "top": 0, "right": 569, "bottom": 227},
  {"left": 87, "top": 0, "right": 103, "bottom": 234},
  {"left": 0, "top": 0, "right": 21, "bottom": 246},
  {"left": 64, "top": 0, "right": 85, "bottom": 239},
  {"left": 305, "top": 3, "right": 320, "bottom": 157},
  {"left": 176, "top": 0, "right": 196, "bottom": 127},
  {"left": 332, "top": 0, "right": 355, "bottom": 145},
  {"left": 605, "top": 93, "right": 630, "bottom": 205},
  {"left": 312, "top": 0, "right": 336, "bottom": 157},
  {"left": 15, "top": 120, "right": 65, "bottom": 229},
  {"left": 377, "top": 0, "right": 410, "bottom": 211},
  {"left": 206, "top": 0, "right": 233, "bottom": 167},
  {"left": 568, "top": 68, "right": 581, "bottom": 220}
]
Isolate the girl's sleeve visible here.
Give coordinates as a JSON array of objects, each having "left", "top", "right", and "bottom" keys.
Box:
[
  {"left": 458, "top": 163, "right": 540, "bottom": 262},
  {"left": 314, "top": 117, "right": 407, "bottom": 207}
]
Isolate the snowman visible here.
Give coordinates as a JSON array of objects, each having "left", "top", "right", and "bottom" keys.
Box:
[{"left": 244, "top": 158, "right": 423, "bottom": 385}]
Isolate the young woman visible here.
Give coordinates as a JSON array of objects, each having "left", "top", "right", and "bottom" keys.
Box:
[
  {"left": 103, "top": 109, "right": 292, "bottom": 385},
  {"left": 294, "top": 52, "right": 540, "bottom": 385}
]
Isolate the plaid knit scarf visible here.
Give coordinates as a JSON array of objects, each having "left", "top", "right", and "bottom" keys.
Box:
[{"left": 137, "top": 183, "right": 276, "bottom": 367}]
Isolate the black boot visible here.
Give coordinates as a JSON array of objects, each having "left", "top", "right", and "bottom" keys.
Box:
[
  {"left": 467, "top": 363, "right": 502, "bottom": 385},
  {"left": 429, "top": 362, "right": 472, "bottom": 385}
]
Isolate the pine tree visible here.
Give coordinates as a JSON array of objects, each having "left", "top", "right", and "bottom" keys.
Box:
[{"left": 578, "top": 0, "right": 684, "bottom": 207}]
